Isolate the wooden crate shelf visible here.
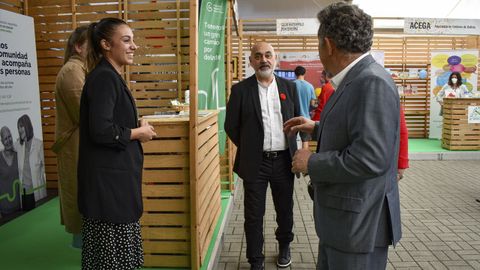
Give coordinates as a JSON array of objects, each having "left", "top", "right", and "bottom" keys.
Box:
[
  {"left": 442, "top": 98, "right": 480, "bottom": 150},
  {"left": 141, "top": 112, "right": 221, "bottom": 268}
]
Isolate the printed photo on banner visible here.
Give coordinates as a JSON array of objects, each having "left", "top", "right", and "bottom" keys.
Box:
[
  {"left": 0, "top": 9, "right": 47, "bottom": 219},
  {"left": 468, "top": 106, "right": 480, "bottom": 124}
]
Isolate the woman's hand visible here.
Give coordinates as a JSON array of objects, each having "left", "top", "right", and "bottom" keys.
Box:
[{"left": 131, "top": 119, "right": 157, "bottom": 143}]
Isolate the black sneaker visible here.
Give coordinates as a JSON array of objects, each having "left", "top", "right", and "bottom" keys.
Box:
[
  {"left": 277, "top": 244, "right": 292, "bottom": 268},
  {"left": 250, "top": 262, "right": 264, "bottom": 270}
]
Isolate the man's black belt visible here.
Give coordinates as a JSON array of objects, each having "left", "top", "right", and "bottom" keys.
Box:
[{"left": 263, "top": 150, "right": 288, "bottom": 159}]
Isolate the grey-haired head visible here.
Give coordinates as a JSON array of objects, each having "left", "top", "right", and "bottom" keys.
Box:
[{"left": 317, "top": 2, "right": 373, "bottom": 54}]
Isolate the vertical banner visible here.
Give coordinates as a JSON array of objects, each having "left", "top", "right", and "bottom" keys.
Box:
[
  {"left": 198, "top": 0, "right": 227, "bottom": 154},
  {"left": 429, "top": 50, "right": 478, "bottom": 139},
  {"left": 0, "top": 9, "right": 47, "bottom": 218}
]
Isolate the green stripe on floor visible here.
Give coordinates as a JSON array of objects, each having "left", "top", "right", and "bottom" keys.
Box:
[{"left": 409, "top": 139, "right": 449, "bottom": 153}]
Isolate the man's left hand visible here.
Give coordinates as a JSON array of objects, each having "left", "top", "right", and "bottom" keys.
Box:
[
  {"left": 397, "top": 169, "right": 406, "bottom": 181},
  {"left": 292, "top": 149, "right": 312, "bottom": 174}
]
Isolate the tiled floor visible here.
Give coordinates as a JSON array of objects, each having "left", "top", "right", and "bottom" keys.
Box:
[{"left": 218, "top": 160, "right": 480, "bottom": 269}]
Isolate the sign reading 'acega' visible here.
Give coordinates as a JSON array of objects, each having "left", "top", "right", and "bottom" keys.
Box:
[{"left": 404, "top": 18, "right": 480, "bottom": 35}]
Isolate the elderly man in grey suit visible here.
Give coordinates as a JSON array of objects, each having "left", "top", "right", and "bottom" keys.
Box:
[{"left": 284, "top": 3, "right": 402, "bottom": 270}]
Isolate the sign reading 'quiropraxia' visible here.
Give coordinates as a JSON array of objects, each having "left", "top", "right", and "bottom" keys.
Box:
[{"left": 276, "top": 19, "right": 319, "bottom": 36}]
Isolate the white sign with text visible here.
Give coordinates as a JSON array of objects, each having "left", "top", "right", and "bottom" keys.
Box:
[
  {"left": 468, "top": 106, "right": 480, "bottom": 124},
  {"left": 0, "top": 9, "right": 47, "bottom": 203},
  {"left": 277, "top": 18, "right": 319, "bottom": 36},
  {"left": 405, "top": 18, "right": 480, "bottom": 35}
]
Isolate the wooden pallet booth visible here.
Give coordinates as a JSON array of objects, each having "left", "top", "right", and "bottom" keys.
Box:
[
  {"left": 142, "top": 112, "right": 221, "bottom": 268},
  {"left": 442, "top": 98, "right": 480, "bottom": 150},
  {"left": 1, "top": 0, "right": 227, "bottom": 269}
]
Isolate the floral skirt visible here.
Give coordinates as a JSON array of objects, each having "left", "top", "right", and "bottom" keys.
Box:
[{"left": 81, "top": 217, "right": 144, "bottom": 270}]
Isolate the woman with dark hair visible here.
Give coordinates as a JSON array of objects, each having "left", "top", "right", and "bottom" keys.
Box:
[
  {"left": 53, "top": 25, "right": 88, "bottom": 248},
  {"left": 436, "top": 72, "right": 470, "bottom": 105},
  {"left": 78, "top": 18, "right": 156, "bottom": 269},
  {"left": 15, "top": 114, "right": 47, "bottom": 211},
  {"left": 0, "top": 126, "right": 21, "bottom": 217}
]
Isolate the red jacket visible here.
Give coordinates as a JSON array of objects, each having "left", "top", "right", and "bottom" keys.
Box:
[
  {"left": 312, "top": 82, "right": 334, "bottom": 121},
  {"left": 311, "top": 83, "right": 409, "bottom": 169},
  {"left": 398, "top": 106, "right": 409, "bottom": 169}
]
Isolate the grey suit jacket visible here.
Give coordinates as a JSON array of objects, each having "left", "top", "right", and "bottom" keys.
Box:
[
  {"left": 225, "top": 75, "right": 300, "bottom": 182},
  {"left": 308, "top": 55, "right": 402, "bottom": 253}
]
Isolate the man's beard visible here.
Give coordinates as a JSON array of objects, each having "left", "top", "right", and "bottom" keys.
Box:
[{"left": 256, "top": 68, "right": 273, "bottom": 79}]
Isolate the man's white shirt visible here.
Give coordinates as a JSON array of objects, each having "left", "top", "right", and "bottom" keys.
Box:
[{"left": 258, "top": 78, "right": 287, "bottom": 151}]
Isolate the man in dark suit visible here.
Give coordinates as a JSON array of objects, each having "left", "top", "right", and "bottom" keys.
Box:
[
  {"left": 284, "top": 3, "right": 402, "bottom": 270},
  {"left": 225, "top": 42, "right": 302, "bottom": 270}
]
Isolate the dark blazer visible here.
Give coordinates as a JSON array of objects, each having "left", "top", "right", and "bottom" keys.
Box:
[
  {"left": 308, "top": 55, "right": 402, "bottom": 253},
  {"left": 225, "top": 75, "right": 300, "bottom": 182},
  {"left": 78, "top": 58, "right": 143, "bottom": 224}
]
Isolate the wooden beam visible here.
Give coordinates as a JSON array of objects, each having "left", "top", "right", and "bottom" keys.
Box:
[
  {"left": 226, "top": 0, "right": 234, "bottom": 191},
  {"left": 176, "top": 0, "right": 183, "bottom": 100},
  {"left": 188, "top": 0, "right": 200, "bottom": 269}
]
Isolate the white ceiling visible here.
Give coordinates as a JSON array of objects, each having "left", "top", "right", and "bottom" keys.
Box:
[
  {"left": 236, "top": 0, "right": 338, "bottom": 20},
  {"left": 236, "top": 0, "right": 480, "bottom": 20}
]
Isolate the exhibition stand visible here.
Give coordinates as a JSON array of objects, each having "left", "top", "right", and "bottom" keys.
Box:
[
  {"left": 442, "top": 98, "right": 480, "bottom": 150},
  {"left": 141, "top": 111, "right": 221, "bottom": 268}
]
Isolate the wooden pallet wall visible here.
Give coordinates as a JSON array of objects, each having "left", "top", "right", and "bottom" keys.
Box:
[
  {"left": 141, "top": 113, "right": 221, "bottom": 268},
  {"left": 3, "top": 1, "right": 221, "bottom": 268},
  {"left": 0, "top": 0, "right": 23, "bottom": 13},
  {"left": 195, "top": 113, "right": 221, "bottom": 262},
  {"left": 2, "top": 0, "right": 190, "bottom": 188},
  {"left": 128, "top": 1, "right": 190, "bottom": 116},
  {"left": 142, "top": 118, "right": 191, "bottom": 268},
  {"left": 442, "top": 98, "right": 480, "bottom": 150},
  {"left": 233, "top": 33, "right": 480, "bottom": 138}
]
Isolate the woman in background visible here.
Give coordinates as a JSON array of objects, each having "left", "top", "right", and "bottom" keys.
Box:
[
  {"left": 15, "top": 114, "right": 47, "bottom": 211},
  {"left": 0, "top": 126, "right": 21, "bottom": 217},
  {"left": 53, "top": 25, "right": 88, "bottom": 248},
  {"left": 311, "top": 72, "right": 334, "bottom": 121},
  {"left": 436, "top": 72, "right": 470, "bottom": 115},
  {"left": 78, "top": 18, "right": 156, "bottom": 269}
]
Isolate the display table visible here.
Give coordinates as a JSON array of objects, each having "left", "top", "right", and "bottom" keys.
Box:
[
  {"left": 141, "top": 111, "right": 221, "bottom": 268},
  {"left": 442, "top": 98, "right": 480, "bottom": 150}
]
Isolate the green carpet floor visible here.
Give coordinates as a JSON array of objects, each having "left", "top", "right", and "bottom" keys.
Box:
[
  {"left": 0, "top": 192, "right": 232, "bottom": 270},
  {"left": 0, "top": 197, "right": 81, "bottom": 270},
  {"left": 408, "top": 138, "right": 448, "bottom": 153}
]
